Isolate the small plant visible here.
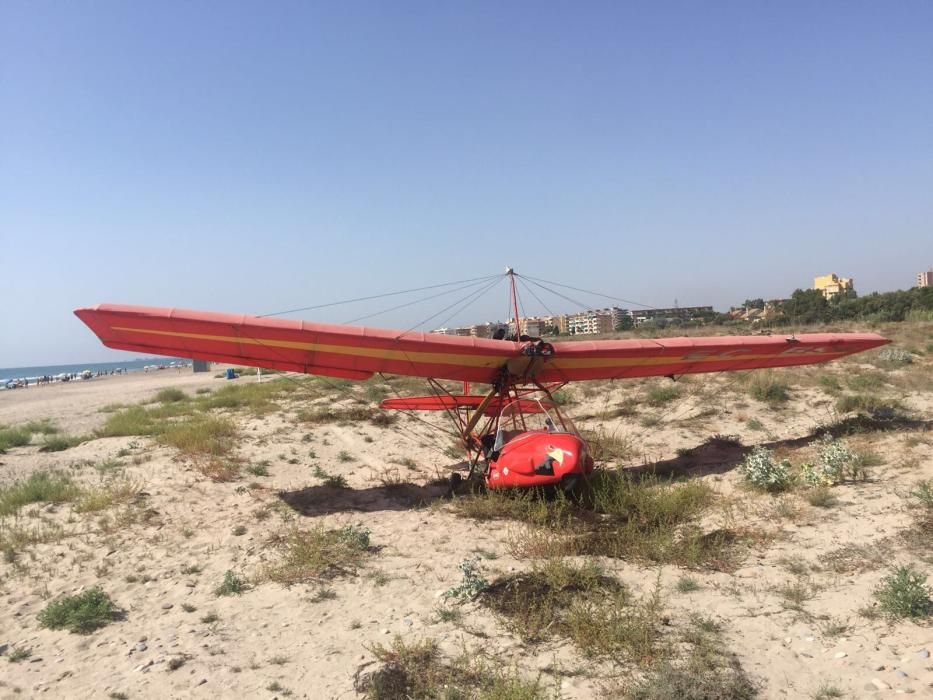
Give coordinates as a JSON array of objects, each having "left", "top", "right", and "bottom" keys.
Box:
[
  {"left": 739, "top": 446, "right": 792, "bottom": 492},
  {"left": 38, "top": 587, "right": 120, "bottom": 633},
  {"left": 910, "top": 480, "right": 933, "bottom": 509},
  {"left": 676, "top": 576, "right": 701, "bottom": 593},
  {"left": 337, "top": 450, "right": 354, "bottom": 462},
  {"left": 39, "top": 434, "right": 88, "bottom": 452},
  {"left": 748, "top": 372, "right": 789, "bottom": 404},
  {"left": 246, "top": 462, "right": 269, "bottom": 476},
  {"left": 7, "top": 646, "right": 32, "bottom": 662},
  {"left": 167, "top": 655, "right": 187, "bottom": 671},
  {"left": 646, "top": 383, "right": 680, "bottom": 406},
  {"left": 266, "top": 681, "right": 292, "bottom": 696},
  {"left": 434, "top": 606, "right": 463, "bottom": 623},
  {"left": 155, "top": 388, "right": 188, "bottom": 403},
  {"left": 444, "top": 558, "right": 489, "bottom": 602},
  {"left": 181, "top": 603, "right": 197, "bottom": 612},
  {"left": 337, "top": 524, "right": 371, "bottom": 550},
  {"left": 805, "top": 486, "right": 837, "bottom": 508},
  {"left": 268, "top": 654, "right": 289, "bottom": 665},
  {"left": 876, "top": 346, "right": 913, "bottom": 367},
  {"left": 813, "top": 684, "right": 844, "bottom": 700},
  {"left": 232, "top": 525, "right": 247, "bottom": 536},
  {"left": 200, "top": 612, "right": 220, "bottom": 624},
  {"left": 800, "top": 434, "right": 860, "bottom": 485},
  {"left": 215, "top": 570, "right": 249, "bottom": 596},
  {"left": 312, "top": 465, "right": 348, "bottom": 488},
  {"left": 873, "top": 565, "right": 933, "bottom": 619}
]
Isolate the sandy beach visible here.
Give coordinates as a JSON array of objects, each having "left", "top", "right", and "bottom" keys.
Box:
[{"left": 1, "top": 327, "right": 932, "bottom": 699}]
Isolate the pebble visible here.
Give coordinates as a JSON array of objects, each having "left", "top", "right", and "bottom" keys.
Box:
[
  {"left": 872, "top": 679, "right": 892, "bottom": 691},
  {"left": 0, "top": 644, "right": 7, "bottom": 655},
  {"left": 136, "top": 643, "right": 148, "bottom": 652},
  {"left": 185, "top": 581, "right": 196, "bottom": 588},
  {"left": 161, "top": 603, "right": 173, "bottom": 610},
  {"left": 896, "top": 670, "right": 909, "bottom": 679},
  {"left": 29, "top": 657, "right": 43, "bottom": 663},
  {"left": 918, "top": 649, "right": 930, "bottom": 659},
  {"left": 197, "top": 679, "right": 207, "bottom": 686},
  {"left": 834, "top": 651, "right": 847, "bottom": 659},
  {"left": 381, "top": 629, "right": 390, "bottom": 635}
]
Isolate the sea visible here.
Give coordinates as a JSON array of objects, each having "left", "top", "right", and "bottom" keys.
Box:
[{"left": 0, "top": 358, "right": 189, "bottom": 384}]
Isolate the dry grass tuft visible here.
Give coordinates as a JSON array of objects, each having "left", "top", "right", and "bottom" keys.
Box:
[{"left": 261, "top": 525, "right": 373, "bottom": 586}]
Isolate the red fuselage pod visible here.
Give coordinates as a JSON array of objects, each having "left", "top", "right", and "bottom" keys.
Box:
[{"left": 486, "top": 430, "right": 594, "bottom": 489}]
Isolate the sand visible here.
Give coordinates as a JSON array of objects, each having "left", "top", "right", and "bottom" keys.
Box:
[{"left": 1, "top": 338, "right": 932, "bottom": 699}]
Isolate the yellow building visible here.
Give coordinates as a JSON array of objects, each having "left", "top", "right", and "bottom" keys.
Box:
[{"left": 814, "top": 273, "right": 855, "bottom": 300}]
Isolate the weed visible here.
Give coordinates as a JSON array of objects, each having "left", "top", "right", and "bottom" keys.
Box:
[
  {"left": 739, "top": 446, "right": 792, "bottom": 492},
  {"left": 310, "top": 588, "right": 337, "bottom": 602},
  {"left": 444, "top": 558, "right": 490, "bottom": 602},
  {"left": 748, "top": 372, "right": 789, "bottom": 404},
  {"left": 646, "top": 383, "right": 681, "bottom": 406},
  {"left": 39, "top": 434, "right": 88, "bottom": 452},
  {"left": 746, "top": 418, "right": 764, "bottom": 431},
  {"left": 805, "top": 486, "right": 837, "bottom": 508},
  {"left": 7, "top": 646, "right": 32, "bottom": 662},
  {"left": 38, "top": 587, "right": 120, "bottom": 633},
  {"left": 215, "top": 570, "right": 249, "bottom": 596},
  {"left": 167, "top": 655, "right": 187, "bottom": 671},
  {"left": 482, "top": 560, "right": 663, "bottom": 663},
  {"left": 312, "top": 465, "right": 348, "bottom": 488},
  {"left": 155, "top": 388, "right": 188, "bottom": 403},
  {"left": 812, "top": 684, "right": 844, "bottom": 700},
  {"left": 181, "top": 603, "right": 197, "bottom": 612},
  {"left": 75, "top": 477, "right": 143, "bottom": 513},
  {"left": 873, "top": 565, "right": 933, "bottom": 619},
  {"left": 261, "top": 525, "right": 372, "bottom": 586},
  {"left": 0, "top": 470, "right": 80, "bottom": 516},
  {"left": 200, "top": 612, "right": 219, "bottom": 624},
  {"left": 266, "top": 681, "right": 292, "bottom": 696},
  {"left": 246, "top": 462, "right": 269, "bottom": 476},
  {"left": 232, "top": 525, "right": 247, "bottom": 536},
  {"left": 0, "top": 426, "right": 32, "bottom": 452},
  {"left": 676, "top": 576, "right": 701, "bottom": 593},
  {"left": 161, "top": 415, "right": 237, "bottom": 457},
  {"left": 775, "top": 578, "right": 814, "bottom": 613},
  {"left": 583, "top": 428, "right": 636, "bottom": 465},
  {"left": 268, "top": 655, "right": 289, "bottom": 665},
  {"left": 875, "top": 346, "right": 913, "bottom": 367},
  {"left": 358, "top": 636, "right": 549, "bottom": 699},
  {"left": 433, "top": 607, "right": 462, "bottom": 623}
]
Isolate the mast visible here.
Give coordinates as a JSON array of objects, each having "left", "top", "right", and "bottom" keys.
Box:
[{"left": 506, "top": 267, "right": 520, "bottom": 337}]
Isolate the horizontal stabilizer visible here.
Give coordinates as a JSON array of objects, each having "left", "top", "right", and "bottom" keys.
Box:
[{"left": 381, "top": 395, "right": 551, "bottom": 415}]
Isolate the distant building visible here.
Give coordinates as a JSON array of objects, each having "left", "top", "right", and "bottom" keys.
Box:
[
  {"left": 630, "top": 306, "right": 714, "bottom": 327},
  {"left": 814, "top": 273, "right": 855, "bottom": 299},
  {"left": 918, "top": 269, "right": 933, "bottom": 288}
]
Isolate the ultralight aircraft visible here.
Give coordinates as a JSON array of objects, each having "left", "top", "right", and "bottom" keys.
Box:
[{"left": 76, "top": 269, "right": 889, "bottom": 492}]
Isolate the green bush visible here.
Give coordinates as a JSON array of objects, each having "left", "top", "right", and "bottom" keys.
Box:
[
  {"left": 155, "top": 388, "right": 188, "bottom": 403},
  {"left": 38, "top": 587, "right": 119, "bottom": 633},
  {"left": 739, "top": 447, "right": 792, "bottom": 492},
  {"left": 215, "top": 570, "right": 249, "bottom": 596},
  {"left": 873, "top": 565, "right": 933, "bottom": 620},
  {"left": 0, "top": 471, "right": 80, "bottom": 516}
]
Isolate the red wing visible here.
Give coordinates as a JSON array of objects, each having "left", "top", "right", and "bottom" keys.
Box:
[
  {"left": 74, "top": 304, "right": 519, "bottom": 383},
  {"left": 74, "top": 304, "right": 889, "bottom": 384},
  {"left": 534, "top": 333, "right": 889, "bottom": 382}
]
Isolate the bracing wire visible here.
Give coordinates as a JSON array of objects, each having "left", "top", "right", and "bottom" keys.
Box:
[
  {"left": 343, "top": 276, "right": 498, "bottom": 325},
  {"left": 395, "top": 275, "right": 506, "bottom": 339},
  {"left": 258, "top": 274, "right": 501, "bottom": 318},
  {"left": 518, "top": 273, "right": 657, "bottom": 310}
]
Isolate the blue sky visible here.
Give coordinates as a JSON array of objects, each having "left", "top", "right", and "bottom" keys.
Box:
[{"left": 1, "top": 1, "right": 931, "bottom": 366}]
